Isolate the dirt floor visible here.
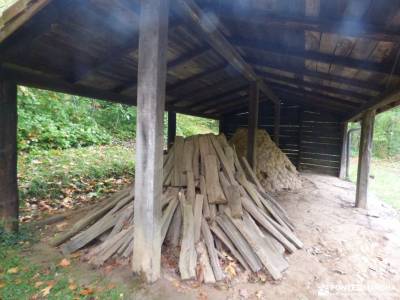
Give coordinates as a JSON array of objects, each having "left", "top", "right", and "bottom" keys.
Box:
[{"left": 28, "top": 174, "right": 400, "bottom": 299}]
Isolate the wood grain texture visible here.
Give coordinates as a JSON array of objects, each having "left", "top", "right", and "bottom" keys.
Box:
[
  {"left": 0, "top": 79, "right": 18, "bottom": 232},
  {"left": 132, "top": 0, "right": 169, "bottom": 283},
  {"left": 355, "top": 109, "right": 375, "bottom": 209}
]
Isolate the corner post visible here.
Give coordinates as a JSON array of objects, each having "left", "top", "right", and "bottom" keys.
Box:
[
  {"left": 133, "top": 0, "right": 169, "bottom": 283},
  {"left": 355, "top": 110, "right": 375, "bottom": 209},
  {"left": 167, "top": 111, "right": 176, "bottom": 149},
  {"left": 339, "top": 122, "right": 348, "bottom": 179},
  {"left": 274, "top": 101, "right": 281, "bottom": 146},
  {"left": 0, "top": 78, "right": 19, "bottom": 233},
  {"left": 247, "top": 81, "right": 259, "bottom": 169}
]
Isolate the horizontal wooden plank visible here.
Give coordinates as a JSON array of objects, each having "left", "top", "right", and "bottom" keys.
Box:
[{"left": 299, "top": 163, "right": 339, "bottom": 176}]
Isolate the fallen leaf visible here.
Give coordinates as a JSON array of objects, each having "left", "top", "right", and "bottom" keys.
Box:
[
  {"left": 255, "top": 290, "right": 264, "bottom": 299},
  {"left": 80, "top": 287, "right": 94, "bottom": 295},
  {"left": 35, "top": 281, "right": 45, "bottom": 288},
  {"left": 224, "top": 263, "right": 237, "bottom": 278},
  {"left": 0, "top": 282, "right": 5, "bottom": 289},
  {"left": 41, "top": 285, "right": 53, "bottom": 296},
  {"left": 68, "top": 283, "right": 77, "bottom": 291},
  {"left": 59, "top": 258, "right": 71, "bottom": 267},
  {"left": 7, "top": 267, "right": 19, "bottom": 274},
  {"left": 106, "top": 283, "right": 116, "bottom": 289}
]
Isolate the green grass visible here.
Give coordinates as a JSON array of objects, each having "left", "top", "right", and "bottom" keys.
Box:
[
  {"left": 0, "top": 227, "right": 125, "bottom": 300},
  {"left": 18, "top": 144, "right": 135, "bottom": 203},
  {"left": 349, "top": 158, "right": 400, "bottom": 210}
]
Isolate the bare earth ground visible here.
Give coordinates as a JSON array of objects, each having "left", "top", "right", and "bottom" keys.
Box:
[{"left": 27, "top": 174, "right": 400, "bottom": 299}]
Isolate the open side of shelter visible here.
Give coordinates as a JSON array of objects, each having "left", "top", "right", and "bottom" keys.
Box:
[{"left": 1, "top": 0, "right": 400, "bottom": 282}]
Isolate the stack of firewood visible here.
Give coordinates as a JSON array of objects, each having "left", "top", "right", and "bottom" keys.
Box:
[{"left": 51, "top": 133, "right": 302, "bottom": 282}]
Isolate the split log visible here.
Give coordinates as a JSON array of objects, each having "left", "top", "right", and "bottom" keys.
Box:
[
  {"left": 241, "top": 196, "right": 297, "bottom": 252},
  {"left": 173, "top": 136, "right": 186, "bottom": 186},
  {"left": 193, "top": 194, "right": 204, "bottom": 243},
  {"left": 161, "top": 198, "right": 179, "bottom": 245},
  {"left": 200, "top": 176, "right": 211, "bottom": 220},
  {"left": 196, "top": 241, "right": 216, "bottom": 284},
  {"left": 210, "top": 223, "right": 250, "bottom": 271},
  {"left": 193, "top": 135, "right": 200, "bottom": 181},
  {"left": 219, "top": 172, "right": 243, "bottom": 218},
  {"left": 201, "top": 218, "right": 225, "bottom": 281},
  {"left": 179, "top": 193, "right": 197, "bottom": 280},
  {"left": 50, "top": 187, "right": 130, "bottom": 247},
  {"left": 166, "top": 204, "right": 182, "bottom": 247},
  {"left": 204, "top": 154, "right": 226, "bottom": 204},
  {"left": 209, "top": 135, "right": 236, "bottom": 184},
  {"left": 216, "top": 214, "right": 262, "bottom": 272}
]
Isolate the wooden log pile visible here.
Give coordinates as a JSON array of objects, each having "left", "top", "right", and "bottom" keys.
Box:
[
  {"left": 51, "top": 133, "right": 302, "bottom": 282},
  {"left": 230, "top": 128, "right": 302, "bottom": 192}
]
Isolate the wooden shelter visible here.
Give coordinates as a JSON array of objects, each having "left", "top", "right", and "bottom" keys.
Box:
[{"left": 1, "top": 0, "right": 400, "bottom": 282}]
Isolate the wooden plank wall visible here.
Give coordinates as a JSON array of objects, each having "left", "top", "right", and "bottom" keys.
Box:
[{"left": 221, "top": 103, "right": 344, "bottom": 177}]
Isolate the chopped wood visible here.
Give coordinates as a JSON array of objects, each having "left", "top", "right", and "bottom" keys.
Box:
[
  {"left": 219, "top": 171, "right": 243, "bottom": 218},
  {"left": 179, "top": 192, "right": 197, "bottom": 280},
  {"left": 54, "top": 133, "right": 303, "bottom": 282},
  {"left": 201, "top": 218, "right": 225, "bottom": 281},
  {"left": 166, "top": 204, "right": 182, "bottom": 247},
  {"left": 204, "top": 154, "right": 226, "bottom": 204},
  {"left": 196, "top": 241, "right": 216, "bottom": 284},
  {"left": 193, "top": 194, "right": 204, "bottom": 243},
  {"left": 173, "top": 136, "right": 186, "bottom": 186}
]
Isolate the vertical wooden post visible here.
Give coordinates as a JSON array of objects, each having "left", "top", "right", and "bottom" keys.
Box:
[
  {"left": 133, "top": 0, "right": 169, "bottom": 283},
  {"left": 297, "top": 109, "right": 304, "bottom": 169},
  {"left": 355, "top": 110, "right": 375, "bottom": 209},
  {"left": 274, "top": 102, "right": 281, "bottom": 146},
  {"left": 167, "top": 111, "right": 176, "bottom": 149},
  {"left": 0, "top": 79, "right": 19, "bottom": 233},
  {"left": 247, "top": 81, "right": 259, "bottom": 169},
  {"left": 339, "top": 122, "right": 348, "bottom": 179},
  {"left": 219, "top": 116, "right": 224, "bottom": 135}
]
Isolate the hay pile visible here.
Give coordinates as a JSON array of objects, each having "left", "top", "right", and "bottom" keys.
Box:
[
  {"left": 51, "top": 133, "right": 302, "bottom": 283},
  {"left": 230, "top": 128, "right": 302, "bottom": 192}
]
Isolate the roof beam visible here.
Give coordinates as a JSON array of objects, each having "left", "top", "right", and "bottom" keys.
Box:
[
  {"left": 232, "top": 37, "right": 400, "bottom": 76},
  {"left": 114, "top": 44, "right": 210, "bottom": 93},
  {"left": 167, "top": 77, "right": 246, "bottom": 106},
  {"left": 270, "top": 82, "right": 359, "bottom": 107},
  {"left": 0, "top": 0, "right": 53, "bottom": 44},
  {"left": 175, "top": 0, "right": 279, "bottom": 104},
  {"left": 346, "top": 88, "right": 400, "bottom": 122},
  {"left": 0, "top": 63, "right": 219, "bottom": 119},
  {"left": 257, "top": 71, "right": 369, "bottom": 103},
  {"left": 210, "top": 5, "right": 400, "bottom": 42},
  {"left": 244, "top": 56, "right": 384, "bottom": 92},
  {"left": 167, "top": 63, "right": 227, "bottom": 94}
]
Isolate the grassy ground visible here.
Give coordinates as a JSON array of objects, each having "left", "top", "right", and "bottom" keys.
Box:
[
  {"left": 18, "top": 144, "right": 135, "bottom": 219},
  {"left": 349, "top": 157, "right": 400, "bottom": 210},
  {"left": 0, "top": 227, "right": 126, "bottom": 299}
]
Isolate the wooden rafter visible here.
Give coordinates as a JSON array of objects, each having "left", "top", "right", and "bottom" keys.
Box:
[
  {"left": 175, "top": 0, "right": 279, "bottom": 104},
  {"left": 244, "top": 56, "right": 384, "bottom": 92},
  {"left": 233, "top": 38, "right": 400, "bottom": 76},
  {"left": 269, "top": 82, "right": 363, "bottom": 106},
  {"left": 115, "top": 44, "right": 210, "bottom": 93},
  {"left": 257, "top": 70, "right": 370, "bottom": 103},
  {"left": 211, "top": 6, "right": 400, "bottom": 42},
  {"left": 346, "top": 87, "right": 400, "bottom": 122}
]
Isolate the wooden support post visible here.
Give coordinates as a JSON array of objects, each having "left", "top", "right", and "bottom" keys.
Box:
[
  {"left": 274, "top": 102, "right": 281, "bottom": 146},
  {"left": 339, "top": 122, "right": 348, "bottom": 179},
  {"left": 132, "top": 0, "right": 169, "bottom": 283},
  {"left": 247, "top": 82, "right": 259, "bottom": 169},
  {"left": 219, "top": 116, "right": 224, "bottom": 135},
  {"left": 0, "top": 78, "right": 18, "bottom": 233},
  {"left": 167, "top": 111, "right": 176, "bottom": 149},
  {"left": 355, "top": 110, "right": 375, "bottom": 209}
]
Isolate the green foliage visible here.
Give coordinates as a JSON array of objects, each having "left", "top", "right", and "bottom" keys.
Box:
[
  {"left": 175, "top": 114, "right": 219, "bottom": 137},
  {"left": 18, "top": 88, "right": 114, "bottom": 152},
  {"left": 349, "top": 107, "right": 400, "bottom": 159},
  {"left": 18, "top": 145, "right": 135, "bottom": 201}
]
